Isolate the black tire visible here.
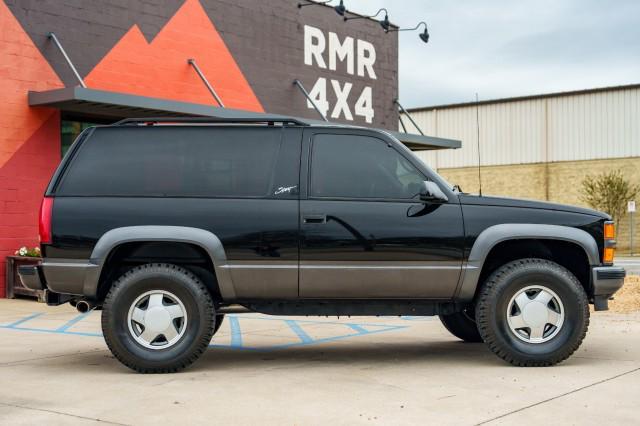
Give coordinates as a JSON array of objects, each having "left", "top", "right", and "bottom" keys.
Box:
[
  {"left": 102, "top": 263, "right": 215, "bottom": 373},
  {"left": 213, "top": 314, "right": 225, "bottom": 335},
  {"left": 476, "top": 258, "right": 589, "bottom": 367},
  {"left": 439, "top": 307, "right": 483, "bottom": 342}
]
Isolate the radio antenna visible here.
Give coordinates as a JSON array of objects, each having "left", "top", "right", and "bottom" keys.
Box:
[{"left": 475, "top": 92, "right": 483, "bottom": 196}]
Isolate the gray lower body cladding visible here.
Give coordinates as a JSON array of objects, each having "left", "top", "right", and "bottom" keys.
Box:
[
  {"left": 591, "top": 266, "right": 625, "bottom": 311},
  {"left": 18, "top": 259, "right": 97, "bottom": 296}
]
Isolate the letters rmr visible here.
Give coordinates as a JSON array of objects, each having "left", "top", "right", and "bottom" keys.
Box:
[{"left": 304, "top": 25, "right": 375, "bottom": 123}]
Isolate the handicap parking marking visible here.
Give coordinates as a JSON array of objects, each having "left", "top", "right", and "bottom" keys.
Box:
[{"left": 1, "top": 312, "right": 410, "bottom": 351}]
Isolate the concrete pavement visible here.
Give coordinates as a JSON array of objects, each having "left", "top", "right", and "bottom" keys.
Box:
[{"left": 0, "top": 299, "right": 638, "bottom": 425}]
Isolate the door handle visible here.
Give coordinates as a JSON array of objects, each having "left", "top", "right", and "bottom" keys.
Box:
[{"left": 303, "top": 214, "right": 327, "bottom": 224}]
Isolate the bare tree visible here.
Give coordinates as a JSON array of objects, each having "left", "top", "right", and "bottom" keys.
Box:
[{"left": 581, "top": 171, "right": 639, "bottom": 226}]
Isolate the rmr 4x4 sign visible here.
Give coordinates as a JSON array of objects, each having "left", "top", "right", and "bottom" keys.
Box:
[{"left": 304, "top": 25, "right": 377, "bottom": 124}]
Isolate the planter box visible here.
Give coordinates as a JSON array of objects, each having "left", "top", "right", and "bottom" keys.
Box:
[{"left": 6, "top": 256, "right": 45, "bottom": 302}]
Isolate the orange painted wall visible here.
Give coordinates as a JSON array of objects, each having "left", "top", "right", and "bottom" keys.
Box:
[{"left": 85, "top": 0, "right": 263, "bottom": 112}]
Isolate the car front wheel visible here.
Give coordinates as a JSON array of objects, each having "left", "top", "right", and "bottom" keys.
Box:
[{"left": 475, "top": 258, "right": 589, "bottom": 366}]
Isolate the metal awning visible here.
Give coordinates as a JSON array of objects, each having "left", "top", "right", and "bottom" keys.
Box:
[{"left": 28, "top": 87, "right": 461, "bottom": 150}]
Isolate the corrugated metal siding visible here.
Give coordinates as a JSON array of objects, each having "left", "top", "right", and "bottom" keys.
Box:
[{"left": 407, "top": 86, "right": 640, "bottom": 169}]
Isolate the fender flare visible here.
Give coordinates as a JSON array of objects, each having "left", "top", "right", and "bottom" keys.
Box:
[
  {"left": 456, "top": 223, "right": 599, "bottom": 301},
  {"left": 83, "top": 226, "right": 236, "bottom": 300}
]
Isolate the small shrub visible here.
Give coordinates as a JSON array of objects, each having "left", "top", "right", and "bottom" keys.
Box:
[{"left": 580, "top": 171, "right": 639, "bottom": 225}]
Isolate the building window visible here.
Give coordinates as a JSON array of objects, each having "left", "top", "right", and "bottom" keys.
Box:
[{"left": 61, "top": 120, "right": 97, "bottom": 158}]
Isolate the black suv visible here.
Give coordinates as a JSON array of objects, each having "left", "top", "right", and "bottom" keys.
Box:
[{"left": 19, "top": 117, "right": 625, "bottom": 373}]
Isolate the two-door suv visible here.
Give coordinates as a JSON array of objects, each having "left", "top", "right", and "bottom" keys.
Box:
[{"left": 19, "top": 117, "right": 625, "bottom": 373}]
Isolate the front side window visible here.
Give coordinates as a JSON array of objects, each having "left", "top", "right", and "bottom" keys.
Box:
[{"left": 310, "top": 134, "right": 425, "bottom": 199}]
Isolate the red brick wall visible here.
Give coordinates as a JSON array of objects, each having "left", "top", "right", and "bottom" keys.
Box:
[{"left": 0, "top": 1, "right": 63, "bottom": 297}]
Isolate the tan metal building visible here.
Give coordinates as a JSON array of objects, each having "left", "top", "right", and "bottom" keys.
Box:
[{"left": 405, "top": 84, "right": 640, "bottom": 252}]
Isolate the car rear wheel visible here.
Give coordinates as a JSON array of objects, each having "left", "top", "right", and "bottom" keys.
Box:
[
  {"left": 475, "top": 258, "right": 589, "bottom": 366},
  {"left": 102, "top": 263, "right": 215, "bottom": 373},
  {"left": 439, "top": 308, "right": 483, "bottom": 342}
]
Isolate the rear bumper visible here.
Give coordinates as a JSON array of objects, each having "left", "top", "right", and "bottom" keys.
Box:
[
  {"left": 18, "top": 265, "right": 45, "bottom": 290},
  {"left": 17, "top": 259, "right": 96, "bottom": 296},
  {"left": 592, "top": 266, "right": 626, "bottom": 311}
]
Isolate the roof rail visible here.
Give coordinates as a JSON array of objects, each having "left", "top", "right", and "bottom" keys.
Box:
[{"left": 113, "top": 116, "right": 310, "bottom": 126}]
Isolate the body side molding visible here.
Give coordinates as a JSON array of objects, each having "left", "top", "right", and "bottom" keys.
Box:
[
  {"left": 456, "top": 223, "right": 600, "bottom": 301},
  {"left": 84, "top": 226, "right": 236, "bottom": 300}
]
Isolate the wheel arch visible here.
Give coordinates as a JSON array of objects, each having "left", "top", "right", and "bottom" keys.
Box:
[
  {"left": 457, "top": 224, "right": 599, "bottom": 301},
  {"left": 83, "top": 226, "right": 236, "bottom": 301}
]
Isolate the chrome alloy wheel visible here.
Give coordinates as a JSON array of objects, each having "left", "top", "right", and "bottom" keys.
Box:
[
  {"left": 506, "top": 285, "right": 565, "bottom": 344},
  {"left": 127, "top": 290, "right": 188, "bottom": 350}
]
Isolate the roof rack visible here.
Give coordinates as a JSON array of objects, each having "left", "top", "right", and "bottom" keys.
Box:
[{"left": 113, "top": 116, "right": 310, "bottom": 126}]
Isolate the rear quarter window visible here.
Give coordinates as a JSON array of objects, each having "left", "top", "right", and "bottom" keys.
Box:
[{"left": 56, "top": 126, "right": 282, "bottom": 197}]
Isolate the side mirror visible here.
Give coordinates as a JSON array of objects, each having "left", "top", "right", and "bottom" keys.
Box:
[{"left": 419, "top": 181, "right": 448, "bottom": 203}]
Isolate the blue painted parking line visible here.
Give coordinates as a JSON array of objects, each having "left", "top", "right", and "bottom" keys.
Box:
[
  {"left": 346, "top": 323, "right": 368, "bottom": 334},
  {"left": 0, "top": 312, "right": 101, "bottom": 337},
  {"left": 2, "top": 312, "right": 409, "bottom": 351},
  {"left": 0, "top": 326, "right": 102, "bottom": 337},
  {"left": 210, "top": 318, "right": 407, "bottom": 351},
  {"left": 4, "top": 313, "right": 44, "bottom": 328},
  {"left": 228, "top": 316, "right": 243, "bottom": 348},
  {"left": 285, "top": 320, "right": 313, "bottom": 343},
  {"left": 401, "top": 316, "right": 436, "bottom": 321},
  {"left": 56, "top": 311, "right": 92, "bottom": 332}
]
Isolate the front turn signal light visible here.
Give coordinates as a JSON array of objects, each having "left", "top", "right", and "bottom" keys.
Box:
[
  {"left": 604, "top": 222, "right": 615, "bottom": 239},
  {"left": 603, "top": 247, "right": 615, "bottom": 264},
  {"left": 603, "top": 221, "right": 615, "bottom": 264}
]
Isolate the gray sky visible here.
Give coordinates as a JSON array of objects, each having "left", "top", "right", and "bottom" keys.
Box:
[{"left": 344, "top": 0, "right": 640, "bottom": 108}]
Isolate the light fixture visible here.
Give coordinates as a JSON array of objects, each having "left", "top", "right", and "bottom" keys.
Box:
[
  {"left": 334, "top": 0, "right": 346, "bottom": 16},
  {"left": 343, "top": 8, "right": 390, "bottom": 32},
  {"left": 388, "top": 21, "right": 430, "bottom": 43}
]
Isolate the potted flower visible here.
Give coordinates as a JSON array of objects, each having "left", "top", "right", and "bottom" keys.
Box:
[
  {"left": 15, "top": 246, "right": 41, "bottom": 258},
  {"left": 6, "top": 246, "right": 44, "bottom": 301}
]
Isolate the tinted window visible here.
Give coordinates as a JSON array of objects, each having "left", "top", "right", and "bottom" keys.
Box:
[
  {"left": 57, "top": 127, "right": 282, "bottom": 197},
  {"left": 310, "top": 134, "right": 425, "bottom": 199}
]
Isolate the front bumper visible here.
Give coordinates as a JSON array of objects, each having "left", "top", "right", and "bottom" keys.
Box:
[{"left": 592, "top": 266, "right": 626, "bottom": 311}]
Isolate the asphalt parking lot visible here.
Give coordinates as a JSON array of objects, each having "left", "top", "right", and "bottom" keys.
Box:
[{"left": 0, "top": 299, "right": 638, "bottom": 425}]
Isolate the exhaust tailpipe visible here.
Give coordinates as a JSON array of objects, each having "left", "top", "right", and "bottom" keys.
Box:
[{"left": 76, "top": 300, "right": 95, "bottom": 313}]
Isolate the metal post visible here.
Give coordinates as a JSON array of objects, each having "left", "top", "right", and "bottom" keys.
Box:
[
  {"left": 293, "top": 79, "right": 328, "bottom": 121},
  {"left": 398, "top": 113, "right": 408, "bottom": 133},
  {"left": 188, "top": 59, "right": 225, "bottom": 107},
  {"left": 631, "top": 211, "right": 635, "bottom": 256},
  {"left": 47, "top": 32, "right": 86, "bottom": 88},
  {"left": 394, "top": 99, "right": 424, "bottom": 136}
]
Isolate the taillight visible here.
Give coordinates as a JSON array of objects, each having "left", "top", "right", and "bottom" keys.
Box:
[
  {"left": 603, "top": 221, "right": 615, "bottom": 265},
  {"left": 39, "top": 197, "right": 54, "bottom": 244}
]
